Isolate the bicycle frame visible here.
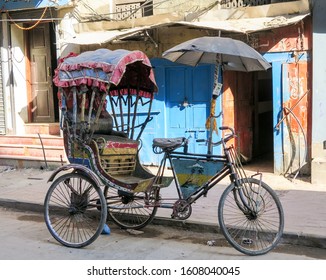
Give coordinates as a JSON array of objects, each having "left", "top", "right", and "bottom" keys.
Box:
[
  {"left": 155, "top": 151, "right": 230, "bottom": 206},
  {"left": 148, "top": 127, "right": 263, "bottom": 219}
]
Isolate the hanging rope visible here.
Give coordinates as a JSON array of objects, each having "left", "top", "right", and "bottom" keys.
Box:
[
  {"left": 205, "top": 62, "right": 220, "bottom": 135},
  {"left": 205, "top": 98, "right": 218, "bottom": 134},
  {"left": 6, "top": 7, "right": 48, "bottom": 31}
]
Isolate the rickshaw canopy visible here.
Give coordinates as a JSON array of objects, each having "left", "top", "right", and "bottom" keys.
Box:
[{"left": 53, "top": 48, "right": 158, "bottom": 98}]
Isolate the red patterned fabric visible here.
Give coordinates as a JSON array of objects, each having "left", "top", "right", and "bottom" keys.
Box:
[{"left": 53, "top": 49, "right": 158, "bottom": 98}]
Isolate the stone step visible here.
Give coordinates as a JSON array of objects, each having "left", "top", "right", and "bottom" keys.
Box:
[
  {"left": 24, "top": 123, "right": 60, "bottom": 135},
  {"left": 0, "top": 143, "right": 65, "bottom": 158},
  {"left": 0, "top": 135, "right": 64, "bottom": 146},
  {"left": 0, "top": 134, "right": 67, "bottom": 169}
]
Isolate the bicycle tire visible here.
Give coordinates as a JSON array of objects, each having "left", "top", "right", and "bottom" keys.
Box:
[
  {"left": 44, "top": 173, "right": 107, "bottom": 248},
  {"left": 218, "top": 177, "right": 284, "bottom": 256},
  {"left": 104, "top": 186, "right": 158, "bottom": 230}
]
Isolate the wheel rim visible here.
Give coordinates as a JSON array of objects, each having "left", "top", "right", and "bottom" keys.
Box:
[
  {"left": 219, "top": 179, "right": 284, "bottom": 255},
  {"left": 105, "top": 186, "right": 157, "bottom": 229},
  {"left": 45, "top": 174, "right": 106, "bottom": 247}
]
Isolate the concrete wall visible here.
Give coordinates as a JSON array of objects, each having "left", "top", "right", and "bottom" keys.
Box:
[
  {"left": 311, "top": 0, "right": 326, "bottom": 184},
  {"left": 152, "top": 0, "right": 218, "bottom": 15}
]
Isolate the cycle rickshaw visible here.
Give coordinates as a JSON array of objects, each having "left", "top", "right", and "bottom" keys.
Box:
[{"left": 44, "top": 48, "right": 284, "bottom": 256}]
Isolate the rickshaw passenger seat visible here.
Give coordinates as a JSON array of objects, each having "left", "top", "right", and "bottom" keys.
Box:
[
  {"left": 91, "top": 135, "right": 140, "bottom": 178},
  {"left": 93, "top": 115, "right": 127, "bottom": 138}
]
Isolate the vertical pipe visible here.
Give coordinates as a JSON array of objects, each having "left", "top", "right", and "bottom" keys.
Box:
[{"left": 1, "top": 14, "right": 15, "bottom": 134}]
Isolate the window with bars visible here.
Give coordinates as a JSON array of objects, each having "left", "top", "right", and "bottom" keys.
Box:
[
  {"left": 115, "top": 0, "right": 153, "bottom": 20},
  {"left": 221, "top": 0, "right": 296, "bottom": 8}
]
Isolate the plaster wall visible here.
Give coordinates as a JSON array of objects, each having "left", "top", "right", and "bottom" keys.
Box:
[{"left": 311, "top": 0, "right": 326, "bottom": 184}]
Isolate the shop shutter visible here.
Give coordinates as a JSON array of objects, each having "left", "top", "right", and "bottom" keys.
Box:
[{"left": 0, "top": 48, "right": 6, "bottom": 135}]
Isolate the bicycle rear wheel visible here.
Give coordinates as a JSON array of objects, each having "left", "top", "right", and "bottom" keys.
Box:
[
  {"left": 104, "top": 186, "right": 158, "bottom": 230},
  {"left": 44, "top": 173, "right": 107, "bottom": 248},
  {"left": 218, "top": 177, "right": 284, "bottom": 256}
]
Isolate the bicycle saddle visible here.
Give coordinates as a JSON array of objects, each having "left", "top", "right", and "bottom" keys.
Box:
[{"left": 152, "top": 137, "right": 186, "bottom": 150}]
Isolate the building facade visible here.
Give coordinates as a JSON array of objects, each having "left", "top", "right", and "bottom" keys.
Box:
[{"left": 0, "top": 0, "right": 325, "bottom": 184}]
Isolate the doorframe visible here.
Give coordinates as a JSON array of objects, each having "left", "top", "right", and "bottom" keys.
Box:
[{"left": 24, "top": 21, "right": 58, "bottom": 123}]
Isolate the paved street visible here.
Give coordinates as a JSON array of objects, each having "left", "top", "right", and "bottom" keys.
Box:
[
  {"left": 0, "top": 207, "right": 324, "bottom": 260},
  {"left": 1, "top": 166, "right": 326, "bottom": 250},
  {"left": 1, "top": 200, "right": 326, "bottom": 280}
]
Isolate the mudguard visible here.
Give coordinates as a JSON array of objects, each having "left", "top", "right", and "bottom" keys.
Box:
[{"left": 47, "top": 163, "right": 103, "bottom": 188}]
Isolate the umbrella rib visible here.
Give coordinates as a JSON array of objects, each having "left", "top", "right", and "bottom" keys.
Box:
[
  {"left": 170, "top": 51, "right": 205, "bottom": 66},
  {"left": 195, "top": 52, "right": 206, "bottom": 66},
  {"left": 172, "top": 51, "right": 189, "bottom": 63},
  {"left": 240, "top": 57, "right": 248, "bottom": 72}
]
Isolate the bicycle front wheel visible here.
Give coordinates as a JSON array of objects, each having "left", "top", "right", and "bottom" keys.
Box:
[
  {"left": 44, "top": 173, "right": 107, "bottom": 248},
  {"left": 218, "top": 177, "right": 284, "bottom": 256},
  {"left": 104, "top": 186, "right": 158, "bottom": 230}
]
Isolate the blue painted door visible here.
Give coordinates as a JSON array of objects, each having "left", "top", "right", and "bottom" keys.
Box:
[
  {"left": 165, "top": 65, "right": 214, "bottom": 154},
  {"left": 139, "top": 58, "right": 223, "bottom": 165}
]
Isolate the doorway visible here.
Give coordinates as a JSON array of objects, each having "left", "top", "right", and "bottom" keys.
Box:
[
  {"left": 27, "top": 22, "right": 58, "bottom": 123},
  {"left": 252, "top": 69, "right": 273, "bottom": 171}
]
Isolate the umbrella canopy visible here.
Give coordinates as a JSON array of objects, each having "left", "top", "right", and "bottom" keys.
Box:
[{"left": 162, "top": 36, "right": 271, "bottom": 72}]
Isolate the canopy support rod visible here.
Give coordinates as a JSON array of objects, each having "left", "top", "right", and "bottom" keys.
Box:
[
  {"left": 88, "top": 87, "right": 97, "bottom": 130},
  {"left": 109, "top": 92, "right": 119, "bottom": 131},
  {"left": 94, "top": 88, "right": 109, "bottom": 131},
  {"left": 130, "top": 86, "right": 140, "bottom": 140},
  {"left": 119, "top": 89, "right": 125, "bottom": 133},
  {"left": 127, "top": 86, "right": 131, "bottom": 136},
  {"left": 72, "top": 87, "right": 77, "bottom": 139}
]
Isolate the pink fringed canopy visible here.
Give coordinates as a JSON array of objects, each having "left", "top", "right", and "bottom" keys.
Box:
[{"left": 53, "top": 48, "right": 158, "bottom": 98}]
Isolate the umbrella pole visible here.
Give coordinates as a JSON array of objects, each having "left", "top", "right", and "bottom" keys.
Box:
[
  {"left": 207, "top": 114, "right": 214, "bottom": 155},
  {"left": 207, "top": 63, "right": 222, "bottom": 154}
]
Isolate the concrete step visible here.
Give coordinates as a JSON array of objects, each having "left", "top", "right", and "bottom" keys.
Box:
[
  {"left": 0, "top": 134, "right": 64, "bottom": 146},
  {"left": 24, "top": 123, "right": 60, "bottom": 135},
  {"left": 0, "top": 143, "right": 65, "bottom": 158},
  {"left": 0, "top": 134, "right": 67, "bottom": 169}
]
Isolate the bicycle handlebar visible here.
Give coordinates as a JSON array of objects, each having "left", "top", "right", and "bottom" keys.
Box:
[
  {"left": 219, "top": 126, "right": 235, "bottom": 135},
  {"left": 196, "top": 126, "right": 236, "bottom": 146}
]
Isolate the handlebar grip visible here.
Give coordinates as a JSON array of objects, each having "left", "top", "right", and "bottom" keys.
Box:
[
  {"left": 182, "top": 137, "right": 188, "bottom": 153},
  {"left": 219, "top": 126, "right": 235, "bottom": 135}
]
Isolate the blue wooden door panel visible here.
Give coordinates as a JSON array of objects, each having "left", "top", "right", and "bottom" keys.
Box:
[{"left": 142, "top": 58, "right": 221, "bottom": 165}]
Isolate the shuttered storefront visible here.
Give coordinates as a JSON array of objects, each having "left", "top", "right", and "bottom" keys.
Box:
[{"left": 0, "top": 22, "right": 6, "bottom": 135}]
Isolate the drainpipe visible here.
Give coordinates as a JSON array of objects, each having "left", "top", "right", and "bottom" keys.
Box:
[
  {"left": 8, "top": 43, "right": 16, "bottom": 134},
  {"left": 1, "top": 13, "right": 16, "bottom": 134}
]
